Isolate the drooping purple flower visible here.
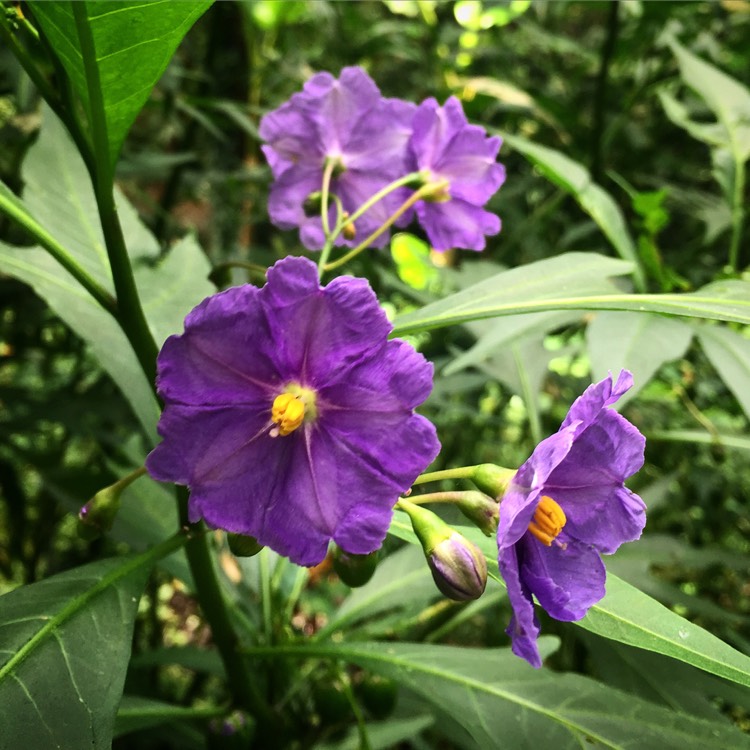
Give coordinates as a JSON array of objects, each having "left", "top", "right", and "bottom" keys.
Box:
[
  {"left": 260, "top": 67, "right": 416, "bottom": 251},
  {"left": 405, "top": 96, "right": 505, "bottom": 252},
  {"left": 496, "top": 371, "right": 646, "bottom": 667},
  {"left": 146, "top": 256, "right": 440, "bottom": 567}
]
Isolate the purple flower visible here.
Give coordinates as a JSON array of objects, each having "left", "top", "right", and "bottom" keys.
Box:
[
  {"left": 260, "top": 67, "right": 416, "bottom": 251},
  {"left": 146, "top": 256, "right": 440, "bottom": 566},
  {"left": 496, "top": 371, "right": 646, "bottom": 667},
  {"left": 406, "top": 96, "right": 505, "bottom": 252}
]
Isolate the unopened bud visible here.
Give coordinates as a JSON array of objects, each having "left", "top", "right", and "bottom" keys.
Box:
[
  {"left": 418, "top": 174, "right": 451, "bottom": 203},
  {"left": 455, "top": 490, "right": 499, "bottom": 536},
  {"left": 471, "top": 464, "right": 515, "bottom": 500},
  {"left": 332, "top": 546, "right": 378, "bottom": 587},
  {"left": 303, "top": 191, "right": 323, "bottom": 217},
  {"left": 207, "top": 710, "right": 254, "bottom": 749},
  {"left": 77, "top": 466, "right": 146, "bottom": 539},
  {"left": 400, "top": 499, "right": 487, "bottom": 601},
  {"left": 428, "top": 533, "right": 487, "bottom": 601},
  {"left": 227, "top": 533, "right": 264, "bottom": 557},
  {"left": 341, "top": 212, "right": 357, "bottom": 240}
]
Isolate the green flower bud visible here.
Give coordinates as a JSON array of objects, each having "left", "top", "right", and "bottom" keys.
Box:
[
  {"left": 455, "top": 490, "right": 499, "bottom": 536},
  {"left": 471, "top": 464, "right": 515, "bottom": 499},
  {"left": 77, "top": 466, "right": 147, "bottom": 540},
  {"left": 227, "top": 533, "right": 264, "bottom": 557},
  {"left": 302, "top": 191, "right": 323, "bottom": 217},
  {"left": 332, "top": 546, "right": 379, "bottom": 587}
]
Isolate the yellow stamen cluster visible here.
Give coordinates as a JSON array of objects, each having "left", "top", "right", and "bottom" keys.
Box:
[
  {"left": 271, "top": 393, "right": 306, "bottom": 436},
  {"left": 528, "top": 496, "right": 566, "bottom": 546}
]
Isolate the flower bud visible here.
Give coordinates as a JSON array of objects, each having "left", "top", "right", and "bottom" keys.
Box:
[
  {"left": 77, "top": 466, "right": 147, "bottom": 540},
  {"left": 471, "top": 464, "right": 515, "bottom": 500},
  {"left": 207, "top": 710, "right": 254, "bottom": 749},
  {"left": 332, "top": 546, "right": 379, "bottom": 587},
  {"left": 417, "top": 174, "right": 451, "bottom": 203},
  {"left": 400, "top": 499, "right": 487, "bottom": 601},
  {"left": 341, "top": 212, "right": 357, "bottom": 241},
  {"left": 455, "top": 490, "right": 499, "bottom": 536},
  {"left": 302, "top": 191, "right": 323, "bottom": 217},
  {"left": 227, "top": 532, "right": 264, "bottom": 557},
  {"left": 428, "top": 532, "right": 487, "bottom": 601}
]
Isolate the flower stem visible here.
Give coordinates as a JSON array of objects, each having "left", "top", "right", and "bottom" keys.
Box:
[
  {"left": 412, "top": 466, "right": 481, "bottom": 486},
  {"left": 727, "top": 156, "right": 746, "bottom": 273},
  {"left": 320, "top": 158, "right": 336, "bottom": 238},
  {"left": 406, "top": 490, "right": 479, "bottom": 505},
  {"left": 323, "top": 180, "right": 444, "bottom": 273}
]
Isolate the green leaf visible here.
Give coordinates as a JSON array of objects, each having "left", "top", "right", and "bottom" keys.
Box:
[
  {"left": 0, "top": 539, "right": 183, "bottom": 750},
  {"left": 258, "top": 640, "right": 750, "bottom": 749},
  {"left": 666, "top": 37, "right": 750, "bottom": 162},
  {"left": 114, "top": 696, "right": 225, "bottom": 738},
  {"left": 0, "top": 107, "right": 214, "bottom": 439},
  {"left": 388, "top": 512, "right": 750, "bottom": 690},
  {"left": 587, "top": 312, "right": 694, "bottom": 404},
  {"left": 29, "top": 0, "right": 213, "bottom": 170},
  {"left": 503, "top": 133, "right": 646, "bottom": 290},
  {"left": 698, "top": 326, "right": 750, "bottom": 421},
  {"left": 391, "top": 257, "right": 750, "bottom": 335}
]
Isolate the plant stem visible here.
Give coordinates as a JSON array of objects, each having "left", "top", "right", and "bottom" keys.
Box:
[
  {"left": 323, "top": 180, "right": 444, "bottom": 273},
  {"left": 412, "top": 466, "right": 480, "bottom": 486},
  {"left": 320, "top": 158, "right": 336, "bottom": 238},
  {"left": 728, "top": 157, "right": 746, "bottom": 273},
  {"left": 0, "top": 187, "right": 116, "bottom": 314}
]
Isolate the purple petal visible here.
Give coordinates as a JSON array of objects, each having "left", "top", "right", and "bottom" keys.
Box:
[
  {"left": 267, "top": 165, "right": 323, "bottom": 230},
  {"left": 561, "top": 370, "right": 634, "bottom": 434},
  {"left": 416, "top": 200, "right": 500, "bottom": 251},
  {"left": 497, "top": 429, "right": 575, "bottom": 549},
  {"left": 519, "top": 536, "right": 606, "bottom": 621},
  {"left": 499, "top": 544, "right": 542, "bottom": 668}
]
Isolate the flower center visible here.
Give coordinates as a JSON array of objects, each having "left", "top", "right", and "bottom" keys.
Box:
[
  {"left": 527, "top": 496, "right": 566, "bottom": 546},
  {"left": 270, "top": 384, "right": 318, "bottom": 437}
]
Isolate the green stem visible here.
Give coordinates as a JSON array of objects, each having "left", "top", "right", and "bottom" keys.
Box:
[
  {"left": 408, "top": 490, "right": 477, "bottom": 505},
  {"left": 320, "top": 158, "right": 336, "bottom": 238},
  {"left": 340, "top": 677, "right": 372, "bottom": 750},
  {"left": 259, "top": 548, "right": 273, "bottom": 644},
  {"left": 728, "top": 157, "right": 746, "bottom": 273},
  {"left": 323, "top": 180, "right": 444, "bottom": 273},
  {"left": 412, "top": 466, "right": 481, "bottom": 486},
  {"left": 0, "top": 187, "right": 116, "bottom": 313},
  {"left": 178, "top": 491, "right": 272, "bottom": 718}
]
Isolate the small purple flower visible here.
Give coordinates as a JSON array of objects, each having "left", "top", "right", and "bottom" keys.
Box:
[
  {"left": 406, "top": 96, "right": 505, "bottom": 252},
  {"left": 146, "top": 257, "right": 439, "bottom": 567},
  {"left": 497, "top": 371, "right": 646, "bottom": 667},
  {"left": 260, "top": 67, "right": 416, "bottom": 251}
]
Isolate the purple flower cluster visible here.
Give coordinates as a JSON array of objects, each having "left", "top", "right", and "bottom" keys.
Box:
[
  {"left": 147, "top": 256, "right": 440, "bottom": 567},
  {"left": 496, "top": 371, "right": 647, "bottom": 667},
  {"left": 260, "top": 67, "right": 504, "bottom": 253}
]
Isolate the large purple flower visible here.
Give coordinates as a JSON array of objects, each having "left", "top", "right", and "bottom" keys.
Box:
[
  {"left": 497, "top": 371, "right": 646, "bottom": 667},
  {"left": 260, "top": 67, "right": 416, "bottom": 251},
  {"left": 405, "top": 96, "right": 505, "bottom": 252},
  {"left": 146, "top": 256, "right": 440, "bottom": 566}
]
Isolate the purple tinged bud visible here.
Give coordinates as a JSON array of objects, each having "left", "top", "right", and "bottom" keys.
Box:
[
  {"left": 455, "top": 490, "right": 499, "bottom": 536},
  {"left": 400, "top": 498, "right": 488, "bottom": 601},
  {"left": 207, "top": 710, "right": 254, "bottom": 749},
  {"left": 429, "top": 533, "right": 488, "bottom": 601}
]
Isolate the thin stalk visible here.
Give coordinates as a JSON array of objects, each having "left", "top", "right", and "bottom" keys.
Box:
[
  {"left": 324, "top": 181, "right": 445, "bottom": 273},
  {"left": 259, "top": 547, "right": 274, "bottom": 644},
  {"left": 412, "top": 466, "right": 480, "bottom": 486},
  {"left": 320, "top": 158, "right": 336, "bottom": 238},
  {"left": 408, "top": 490, "right": 477, "bottom": 505},
  {"left": 0, "top": 188, "right": 116, "bottom": 313},
  {"left": 340, "top": 678, "right": 372, "bottom": 750},
  {"left": 728, "top": 158, "right": 746, "bottom": 272}
]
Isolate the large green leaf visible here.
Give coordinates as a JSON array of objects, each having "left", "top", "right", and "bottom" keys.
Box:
[
  {"left": 114, "top": 696, "right": 225, "bottom": 738},
  {"left": 0, "top": 107, "right": 214, "bottom": 439},
  {"left": 254, "top": 640, "right": 750, "bottom": 750},
  {"left": 391, "top": 256, "right": 750, "bottom": 335},
  {"left": 388, "top": 512, "right": 750, "bottom": 690},
  {"left": 29, "top": 0, "right": 213, "bottom": 170},
  {"left": 586, "top": 312, "right": 694, "bottom": 404},
  {"left": 666, "top": 37, "right": 750, "bottom": 162},
  {"left": 503, "top": 133, "right": 646, "bottom": 290},
  {"left": 698, "top": 325, "right": 750, "bottom": 421},
  {"left": 0, "top": 538, "right": 183, "bottom": 750}
]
